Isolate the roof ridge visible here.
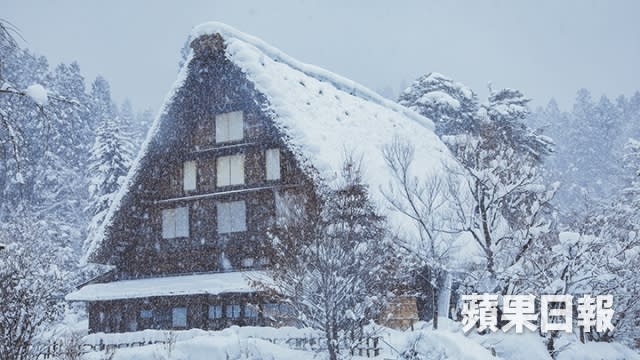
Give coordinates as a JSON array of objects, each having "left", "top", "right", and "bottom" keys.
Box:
[{"left": 190, "top": 22, "right": 433, "bottom": 130}]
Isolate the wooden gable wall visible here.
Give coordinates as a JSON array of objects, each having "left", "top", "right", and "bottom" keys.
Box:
[{"left": 101, "top": 34, "right": 314, "bottom": 279}]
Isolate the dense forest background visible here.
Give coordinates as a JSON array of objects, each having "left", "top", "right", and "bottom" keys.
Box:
[
  {"left": 530, "top": 91, "right": 640, "bottom": 212},
  {"left": 1, "top": 21, "right": 639, "bottom": 358},
  {"left": 0, "top": 33, "right": 153, "bottom": 267}
]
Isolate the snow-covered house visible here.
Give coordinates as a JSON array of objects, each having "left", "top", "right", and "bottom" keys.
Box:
[{"left": 66, "top": 23, "right": 454, "bottom": 333}]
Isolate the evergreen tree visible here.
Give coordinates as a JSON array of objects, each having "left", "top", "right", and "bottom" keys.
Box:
[
  {"left": 547, "top": 90, "right": 628, "bottom": 212},
  {"left": 621, "top": 138, "right": 640, "bottom": 216},
  {"left": 85, "top": 77, "right": 134, "bottom": 253},
  {"left": 628, "top": 92, "right": 640, "bottom": 140},
  {"left": 119, "top": 98, "right": 142, "bottom": 150},
  {"left": 398, "top": 72, "right": 481, "bottom": 135},
  {"left": 135, "top": 108, "right": 154, "bottom": 142},
  {"left": 485, "top": 87, "right": 554, "bottom": 163}
]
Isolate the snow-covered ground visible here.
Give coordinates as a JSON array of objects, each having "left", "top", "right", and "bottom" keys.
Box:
[
  {"left": 82, "top": 327, "right": 319, "bottom": 360},
  {"left": 74, "top": 320, "right": 639, "bottom": 360}
]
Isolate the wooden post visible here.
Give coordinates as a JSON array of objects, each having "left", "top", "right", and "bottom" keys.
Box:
[{"left": 374, "top": 337, "right": 380, "bottom": 357}]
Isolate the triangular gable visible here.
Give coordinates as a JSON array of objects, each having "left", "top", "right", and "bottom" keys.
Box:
[{"left": 85, "top": 22, "right": 456, "bottom": 265}]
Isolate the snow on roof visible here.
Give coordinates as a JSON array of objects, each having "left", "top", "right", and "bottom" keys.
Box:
[
  {"left": 84, "top": 22, "right": 456, "bottom": 264},
  {"left": 189, "top": 22, "right": 433, "bottom": 130},
  {"left": 65, "top": 271, "right": 268, "bottom": 302}
]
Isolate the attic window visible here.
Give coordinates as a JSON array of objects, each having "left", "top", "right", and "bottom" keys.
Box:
[
  {"left": 183, "top": 161, "right": 197, "bottom": 191},
  {"left": 162, "top": 207, "right": 189, "bottom": 239},
  {"left": 215, "top": 111, "right": 244, "bottom": 143}
]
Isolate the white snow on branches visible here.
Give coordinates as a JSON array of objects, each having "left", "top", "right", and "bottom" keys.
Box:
[{"left": 25, "top": 84, "right": 48, "bottom": 106}]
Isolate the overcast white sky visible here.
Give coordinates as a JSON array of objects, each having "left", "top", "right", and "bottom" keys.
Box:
[{"left": 5, "top": 0, "right": 640, "bottom": 113}]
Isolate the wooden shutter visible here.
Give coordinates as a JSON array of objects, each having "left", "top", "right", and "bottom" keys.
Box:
[
  {"left": 183, "top": 161, "right": 197, "bottom": 191},
  {"left": 174, "top": 207, "right": 189, "bottom": 237},
  {"left": 216, "top": 202, "right": 231, "bottom": 234},
  {"left": 162, "top": 209, "right": 176, "bottom": 239},
  {"left": 228, "top": 111, "right": 244, "bottom": 141},
  {"left": 230, "top": 200, "right": 247, "bottom": 232},
  {"left": 265, "top": 148, "right": 281, "bottom": 180},
  {"left": 215, "top": 114, "right": 229, "bottom": 143},
  {"left": 216, "top": 156, "right": 230, "bottom": 187},
  {"left": 229, "top": 154, "right": 245, "bottom": 185}
]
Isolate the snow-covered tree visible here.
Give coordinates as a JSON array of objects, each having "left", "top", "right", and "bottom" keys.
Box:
[
  {"left": 599, "top": 139, "right": 640, "bottom": 345},
  {"left": 382, "top": 138, "right": 459, "bottom": 328},
  {"left": 0, "top": 25, "right": 97, "bottom": 279},
  {"left": 119, "top": 98, "right": 142, "bottom": 150},
  {"left": 0, "top": 217, "right": 68, "bottom": 360},
  {"left": 1, "top": 23, "right": 81, "bottom": 168},
  {"left": 399, "top": 75, "right": 558, "bottom": 296},
  {"left": 623, "top": 139, "right": 640, "bottom": 200},
  {"left": 485, "top": 87, "right": 553, "bottom": 164},
  {"left": 444, "top": 134, "right": 557, "bottom": 295},
  {"left": 265, "top": 157, "right": 394, "bottom": 360},
  {"left": 531, "top": 139, "right": 640, "bottom": 348},
  {"left": 85, "top": 78, "right": 134, "bottom": 253},
  {"left": 535, "top": 89, "right": 634, "bottom": 213},
  {"left": 134, "top": 108, "right": 154, "bottom": 147},
  {"left": 398, "top": 72, "right": 480, "bottom": 136}
]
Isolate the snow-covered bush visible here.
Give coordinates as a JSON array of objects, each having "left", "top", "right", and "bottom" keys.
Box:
[{"left": 0, "top": 223, "right": 68, "bottom": 360}]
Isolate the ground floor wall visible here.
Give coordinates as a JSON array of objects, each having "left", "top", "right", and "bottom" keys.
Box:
[{"left": 87, "top": 292, "right": 293, "bottom": 334}]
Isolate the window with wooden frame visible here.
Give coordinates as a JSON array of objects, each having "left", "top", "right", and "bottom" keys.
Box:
[
  {"left": 162, "top": 207, "right": 189, "bottom": 239},
  {"left": 208, "top": 304, "right": 223, "bottom": 320},
  {"left": 215, "top": 111, "right": 244, "bottom": 143},
  {"left": 172, "top": 307, "right": 187, "bottom": 328},
  {"left": 154, "top": 307, "right": 172, "bottom": 329},
  {"left": 265, "top": 148, "right": 281, "bottom": 180},
  {"left": 226, "top": 304, "right": 241, "bottom": 319},
  {"left": 262, "top": 303, "right": 282, "bottom": 320},
  {"left": 140, "top": 309, "right": 153, "bottom": 319},
  {"left": 216, "top": 200, "right": 247, "bottom": 234},
  {"left": 216, "top": 154, "right": 245, "bottom": 186},
  {"left": 245, "top": 304, "right": 259, "bottom": 318}
]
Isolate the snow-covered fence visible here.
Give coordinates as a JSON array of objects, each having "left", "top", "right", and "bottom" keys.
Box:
[
  {"left": 37, "top": 332, "right": 380, "bottom": 358},
  {"left": 262, "top": 336, "right": 381, "bottom": 357},
  {"left": 356, "top": 337, "right": 381, "bottom": 357},
  {"left": 35, "top": 342, "right": 63, "bottom": 359},
  {"left": 35, "top": 339, "right": 171, "bottom": 359}
]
